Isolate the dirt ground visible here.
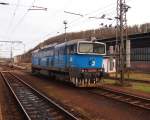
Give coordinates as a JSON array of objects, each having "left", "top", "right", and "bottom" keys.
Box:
[
  {"left": 14, "top": 70, "right": 150, "bottom": 120},
  {"left": 0, "top": 79, "right": 4, "bottom": 120}
]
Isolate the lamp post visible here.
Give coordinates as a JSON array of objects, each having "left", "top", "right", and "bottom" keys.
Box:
[
  {"left": 99, "top": 23, "right": 104, "bottom": 40},
  {"left": 63, "top": 20, "right": 67, "bottom": 42}
]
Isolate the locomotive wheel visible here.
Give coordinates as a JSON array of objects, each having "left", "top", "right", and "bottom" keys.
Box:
[
  {"left": 85, "top": 78, "right": 88, "bottom": 86},
  {"left": 72, "top": 77, "right": 75, "bottom": 84},
  {"left": 70, "top": 76, "right": 75, "bottom": 84},
  {"left": 82, "top": 79, "right": 85, "bottom": 86},
  {"left": 96, "top": 78, "right": 99, "bottom": 83},
  {"left": 75, "top": 77, "right": 79, "bottom": 87},
  {"left": 31, "top": 67, "right": 36, "bottom": 74},
  {"left": 87, "top": 78, "right": 90, "bottom": 85},
  {"left": 69, "top": 76, "right": 72, "bottom": 83},
  {"left": 94, "top": 78, "right": 96, "bottom": 84}
]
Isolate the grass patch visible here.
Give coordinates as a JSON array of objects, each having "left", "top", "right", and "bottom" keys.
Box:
[
  {"left": 109, "top": 72, "right": 150, "bottom": 81},
  {"left": 102, "top": 79, "right": 115, "bottom": 84},
  {"left": 103, "top": 79, "right": 150, "bottom": 93},
  {"left": 131, "top": 83, "right": 150, "bottom": 93}
]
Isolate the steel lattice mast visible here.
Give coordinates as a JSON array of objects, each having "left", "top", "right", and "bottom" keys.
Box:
[{"left": 116, "top": 0, "right": 130, "bottom": 85}]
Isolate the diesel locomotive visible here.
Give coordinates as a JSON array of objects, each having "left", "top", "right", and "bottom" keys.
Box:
[{"left": 32, "top": 39, "right": 106, "bottom": 87}]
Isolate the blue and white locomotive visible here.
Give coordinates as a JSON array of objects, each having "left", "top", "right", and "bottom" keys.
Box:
[{"left": 32, "top": 39, "right": 106, "bottom": 87}]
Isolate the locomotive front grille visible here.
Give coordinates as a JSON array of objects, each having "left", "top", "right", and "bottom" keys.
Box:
[{"left": 80, "top": 68, "right": 102, "bottom": 73}]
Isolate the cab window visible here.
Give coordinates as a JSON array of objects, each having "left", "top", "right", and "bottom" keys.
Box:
[{"left": 67, "top": 44, "right": 77, "bottom": 54}]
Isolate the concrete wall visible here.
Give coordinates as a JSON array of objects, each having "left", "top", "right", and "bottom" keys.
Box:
[{"left": 131, "top": 61, "right": 150, "bottom": 72}]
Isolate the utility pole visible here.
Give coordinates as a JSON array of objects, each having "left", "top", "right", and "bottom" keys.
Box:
[
  {"left": 63, "top": 20, "right": 68, "bottom": 42},
  {"left": 116, "top": 0, "right": 130, "bottom": 85},
  {"left": 22, "top": 43, "right": 26, "bottom": 53},
  {"left": 0, "top": 41, "right": 22, "bottom": 64},
  {"left": 10, "top": 43, "right": 13, "bottom": 63}
]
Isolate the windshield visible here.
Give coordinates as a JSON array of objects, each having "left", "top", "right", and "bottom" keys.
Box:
[{"left": 78, "top": 42, "right": 105, "bottom": 54}]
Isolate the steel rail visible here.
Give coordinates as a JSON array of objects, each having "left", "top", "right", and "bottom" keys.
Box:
[
  {"left": 90, "top": 86, "right": 150, "bottom": 110},
  {"left": 1, "top": 72, "right": 31, "bottom": 120},
  {"left": 1, "top": 71, "right": 79, "bottom": 120},
  {"left": 105, "top": 77, "right": 150, "bottom": 84}
]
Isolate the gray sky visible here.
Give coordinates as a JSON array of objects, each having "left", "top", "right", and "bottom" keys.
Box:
[{"left": 0, "top": 0, "right": 149, "bottom": 57}]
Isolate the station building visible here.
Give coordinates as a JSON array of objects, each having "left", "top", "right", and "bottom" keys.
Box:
[{"left": 98, "top": 32, "right": 150, "bottom": 73}]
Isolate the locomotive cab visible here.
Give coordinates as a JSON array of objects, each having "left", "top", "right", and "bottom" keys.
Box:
[{"left": 67, "top": 40, "right": 106, "bottom": 87}]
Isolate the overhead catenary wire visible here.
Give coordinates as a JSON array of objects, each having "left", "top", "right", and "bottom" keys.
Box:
[
  {"left": 39, "top": 0, "right": 133, "bottom": 44},
  {"left": 8, "top": 0, "right": 36, "bottom": 34},
  {"left": 1, "top": 0, "right": 36, "bottom": 58},
  {"left": 6, "top": 0, "right": 20, "bottom": 36},
  {"left": 67, "top": 4, "right": 116, "bottom": 26},
  {"left": 42, "top": 3, "right": 118, "bottom": 40},
  {"left": 52, "top": 0, "right": 132, "bottom": 38}
]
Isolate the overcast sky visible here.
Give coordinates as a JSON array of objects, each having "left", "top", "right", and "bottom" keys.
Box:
[{"left": 0, "top": 0, "right": 149, "bottom": 58}]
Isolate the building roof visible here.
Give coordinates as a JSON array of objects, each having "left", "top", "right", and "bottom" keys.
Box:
[{"left": 97, "top": 32, "right": 150, "bottom": 48}]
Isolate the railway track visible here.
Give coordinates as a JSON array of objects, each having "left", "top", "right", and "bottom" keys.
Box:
[
  {"left": 105, "top": 77, "right": 150, "bottom": 84},
  {"left": 89, "top": 86, "right": 150, "bottom": 110},
  {"left": 0, "top": 71, "right": 79, "bottom": 120}
]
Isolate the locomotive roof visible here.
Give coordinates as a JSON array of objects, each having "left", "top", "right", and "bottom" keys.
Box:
[
  {"left": 32, "top": 43, "right": 57, "bottom": 53},
  {"left": 55, "top": 39, "right": 88, "bottom": 47},
  {"left": 65, "top": 39, "right": 105, "bottom": 45},
  {"left": 32, "top": 39, "right": 105, "bottom": 53},
  {"left": 65, "top": 39, "right": 88, "bottom": 45}
]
